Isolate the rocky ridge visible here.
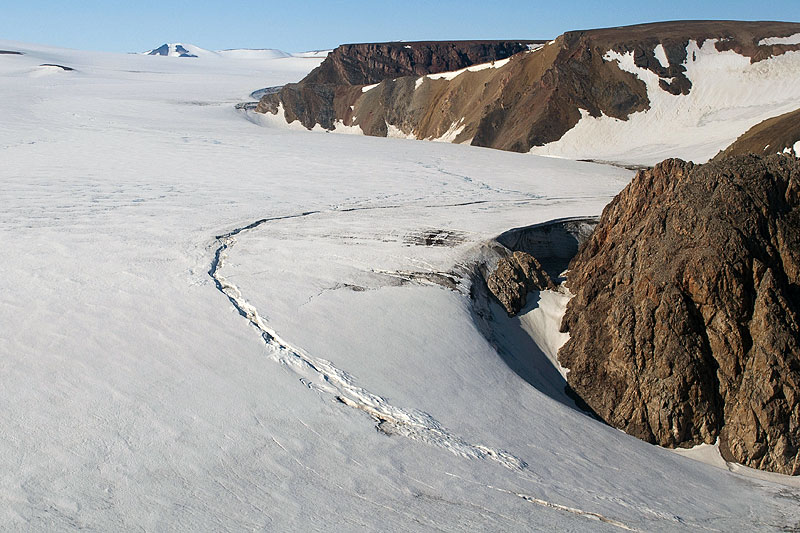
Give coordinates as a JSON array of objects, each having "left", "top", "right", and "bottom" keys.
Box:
[
  {"left": 300, "top": 41, "right": 537, "bottom": 86},
  {"left": 716, "top": 107, "right": 800, "bottom": 159},
  {"left": 256, "top": 21, "right": 800, "bottom": 154},
  {"left": 559, "top": 154, "right": 800, "bottom": 475},
  {"left": 256, "top": 40, "right": 539, "bottom": 131}
]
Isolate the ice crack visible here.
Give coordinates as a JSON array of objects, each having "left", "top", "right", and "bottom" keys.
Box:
[
  {"left": 208, "top": 213, "right": 527, "bottom": 472},
  {"left": 207, "top": 211, "right": 647, "bottom": 531}
]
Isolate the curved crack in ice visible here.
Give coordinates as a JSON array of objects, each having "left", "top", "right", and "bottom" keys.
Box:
[
  {"left": 208, "top": 212, "right": 641, "bottom": 531},
  {"left": 209, "top": 215, "right": 526, "bottom": 471},
  {"left": 443, "top": 472, "right": 638, "bottom": 531}
]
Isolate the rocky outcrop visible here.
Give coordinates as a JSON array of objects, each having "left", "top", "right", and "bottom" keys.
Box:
[
  {"left": 256, "top": 21, "right": 800, "bottom": 154},
  {"left": 559, "top": 154, "right": 800, "bottom": 475},
  {"left": 487, "top": 251, "right": 556, "bottom": 316},
  {"left": 716, "top": 108, "right": 800, "bottom": 158},
  {"left": 257, "top": 40, "right": 539, "bottom": 131},
  {"left": 39, "top": 64, "right": 74, "bottom": 71},
  {"left": 496, "top": 218, "right": 599, "bottom": 280},
  {"left": 300, "top": 41, "right": 537, "bottom": 86}
]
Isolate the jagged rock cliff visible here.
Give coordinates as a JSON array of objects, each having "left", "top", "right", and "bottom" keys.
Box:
[
  {"left": 559, "top": 154, "right": 800, "bottom": 475},
  {"left": 256, "top": 21, "right": 800, "bottom": 162},
  {"left": 487, "top": 251, "right": 556, "bottom": 316},
  {"left": 256, "top": 40, "right": 538, "bottom": 131},
  {"left": 301, "top": 41, "right": 537, "bottom": 86}
]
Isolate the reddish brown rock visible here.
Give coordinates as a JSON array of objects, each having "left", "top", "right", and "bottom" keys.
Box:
[
  {"left": 487, "top": 251, "right": 557, "bottom": 316},
  {"left": 715, "top": 107, "right": 800, "bottom": 159},
  {"left": 257, "top": 40, "right": 539, "bottom": 131},
  {"left": 257, "top": 21, "right": 800, "bottom": 152},
  {"left": 559, "top": 154, "right": 800, "bottom": 475},
  {"left": 301, "top": 41, "right": 538, "bottom": 87}
]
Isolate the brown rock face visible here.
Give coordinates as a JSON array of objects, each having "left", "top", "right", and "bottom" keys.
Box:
[
  {"left": 256, "top": 40, "right": 539, "bottom": 131},
  {"left": 487, "top": 251, "right": 556, "bottom": 316},
  {"left": 256, "top": 21, "right": 800, "bottom": 152},
  {"left": 302, "top": 41, "right": 537, "bottom": 86},
  {"left": 716, "top": 107, "right": 800, "bottom": 159},
  {"left": 559, "top": 155, "right": 800, "bottom": 475}
]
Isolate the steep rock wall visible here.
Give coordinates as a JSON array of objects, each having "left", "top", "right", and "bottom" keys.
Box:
[{"left": 559, "top": 155, "right": 800, "bottom": 475}]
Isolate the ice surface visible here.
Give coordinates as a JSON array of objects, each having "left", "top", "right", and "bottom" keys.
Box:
[{"left": 2, "top": 38, "right": 800, "bottom": 531}]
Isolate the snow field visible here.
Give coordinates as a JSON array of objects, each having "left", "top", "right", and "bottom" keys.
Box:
[{"left": 1, "top": 38, "right": 800, "bottom": 531}]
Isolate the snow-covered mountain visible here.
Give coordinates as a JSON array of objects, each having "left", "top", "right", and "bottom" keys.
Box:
[
  {"left": 144, "top": 42, "right": 208, "bottom": 57},
  {"left": 144, "top": 42, "right": 291, "bottom": 59},
  {"left": 2, "top": 34, "right": 800, "bottom": 532},
  {"left": 257, "top": 21, "right": 800, "bottom": 166}
]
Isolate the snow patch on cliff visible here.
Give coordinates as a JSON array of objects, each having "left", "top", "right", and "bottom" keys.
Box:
[
  {"left": 653, "top": 44, "right": 669, "bottom": 68},
  {"left": 530, "top": 40, "right": 800, "bottom": 165},
  {"left": 430, "top": 121, "right": 465, "bottom": 143},
  {"left": 386, "top": 122, "right": 416, "bottom": 139},
  {"left": 759, "top": 33, "right": 800, "bottom": 46},
  {"left": 416, "top": 56, "right": 513, "bottom": 89}
]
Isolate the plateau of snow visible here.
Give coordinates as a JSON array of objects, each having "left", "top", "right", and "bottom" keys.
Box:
[
  {"left": 290, "top": 49, "right": 333, "bottom": 58},
  {"left": 2, "top": 37, "right": 800, "bottom": 532},
  {"left": 530, "top": 39, "right": 800, "bottom": 165}
]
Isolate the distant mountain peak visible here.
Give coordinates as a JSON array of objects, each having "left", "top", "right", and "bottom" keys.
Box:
[
  {"left": 144, "top": 43, "right": 204, "bottom": 57},
  {"left": 142, "top": 43, "right": 291, "bottom": 60}
]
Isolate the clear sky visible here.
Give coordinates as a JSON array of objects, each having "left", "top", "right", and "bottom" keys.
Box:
[{"left": 2, "top": 0, "right": 799, "bottom": 53}]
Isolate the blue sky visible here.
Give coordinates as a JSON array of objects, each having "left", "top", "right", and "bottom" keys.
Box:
[{"left": 2, "top": 0, "right": 799, "bottom": 53}]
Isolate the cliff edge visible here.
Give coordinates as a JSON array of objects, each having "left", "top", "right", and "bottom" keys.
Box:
[{"left": 559, "top": 154, "right": 800, "bottom": 475}]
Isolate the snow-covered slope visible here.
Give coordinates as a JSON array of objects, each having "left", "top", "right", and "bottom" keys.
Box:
[
  {"left": 256, "top": 22, "right": 800, "bottom": 167},
  {"left": 291, "top": 49, "right": 332, "bottom": 58},
  {"left": 2, "top": 38, "right": 800, "bottom": 531},
  {"left": 530, "top": 39, "right": 800, "bottom": 165},
  {"left": 217, "top": 48, "right": 291, "bottom": 59}
]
